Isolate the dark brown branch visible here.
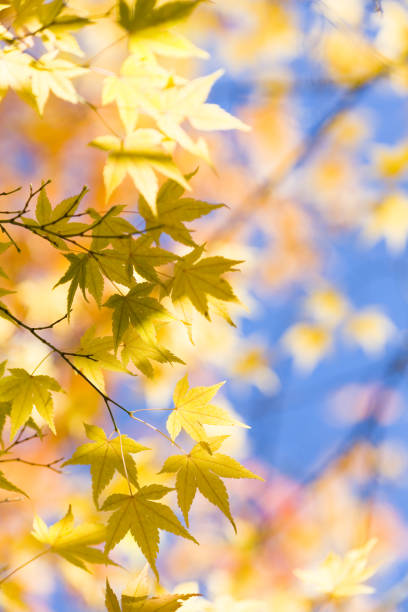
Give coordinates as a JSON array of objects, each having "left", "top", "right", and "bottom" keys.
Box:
[{"left": 31, "top": 313, "right": 69, "bottom": 331}]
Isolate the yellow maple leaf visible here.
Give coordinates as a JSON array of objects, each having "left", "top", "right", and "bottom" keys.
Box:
[
  {"left": 90, "top": 129, "right": 190, "bottom": 208},
  {"left": 0, "top": 48, "right": 32, "bottom": 103},
  {"left": 363, "top": 193, "right": 408, "bottom": 252},
  {"left": 145, "top": 70, "right": 250, "bottom": 162},
  {"left": 102, "top": 54, "right": 174, "bottom": 134},
  {"left": 166, "top": 375, "right": 249, "bottom": 442},
  {"left": 344, "top": 308, "right": 394, "bottom": 354},
  {"left": 374, "top": 142, "right": 408, "bottom": 178},
  {"left": 304, "top": 287, "right": 348, "bottom": 327},
  {"left": 294, "top": 538, "right": 379, "bottom": 598},
  {"left": 161, "top": 435, "right": 261, "bottom": 529},
  {"left": 31, "top": 52, "right": 87, "bottom": 114},
  {"left": 282, "top": 323, "right": 332, "bottom": 371},
  {"left": 322, "top": 30, "right": 382, "bottom": 84},
  {"left": 31, "top": 505, "right": 112, "bottom": 572}
]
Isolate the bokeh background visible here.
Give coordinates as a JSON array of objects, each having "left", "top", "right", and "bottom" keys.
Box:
[{"left": 3, "top": 0, "right": 408, "bottom": 610}]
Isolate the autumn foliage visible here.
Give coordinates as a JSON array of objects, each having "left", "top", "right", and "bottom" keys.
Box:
[{"left": 0, "top": 0, "right": 407, "bottom": 611}]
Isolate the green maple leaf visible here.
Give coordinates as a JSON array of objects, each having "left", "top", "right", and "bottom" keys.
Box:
[
  {"left": 31, "top": 505, "right": 113, "bottom": 571},
  {"left": 97, "top": 247, "right": 134, "bottom": 287},
  {"left": 138, "top": 178, "right": 224, "bottom": 246},
  {"left": 170, "top": 246, "right": 241, "bottom": 318},
  {"left": 71, "top": 328, "right": 127, "bottom": 392},
  {"left": 118, "top": 0, "right": 203, "bottom": 34},
  {"left": 38, "top": 0, "right": 64, "bottom": 25},
  {"left": 55, "top": 247, "right": 133, "bottom": 315},
  {"left": 106, "top": 580, "right": 198, "bottom": 612},
  {"left": 89, "top": 205, "right": 138, "bottom": 250},
  {"left": 23, "top": 187, "right": 89, "bottom": 249},
  {"left": 63, "top": 424, "right": 148, "bottom": 505},
  {"left": 161, "top": 436, "right": 262, "bottom": 530},
  {"left": 106, "top": 580, "right": 122, "bottom": 612},
  {"left": 0, "top": 368, "right": 61, "bottom": 439},
  {"left": 55, "top": 252, "right": 104, "bottom": 312},
  {"left": 105, "top": 283, "right": 170, "bottom": 350},
  {"left": 166, "top": 374, "right": 248, "bottom": 443},
  {"left": 117, "top": 235, "right": 177, "bottom": 284},
  {"left": 121, "top": 328, "right": 184, "bottom": 378},
  {"left": 0, "top": 402, "right": 10, "bottom": 441},
  {"left": 102, "top": 484, "right": 197, "bottom": 578}
]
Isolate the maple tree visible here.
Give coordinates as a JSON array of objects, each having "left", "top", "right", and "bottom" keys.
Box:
[
  {"left": 0, "top": 0, "right": 262, "bottom": 608},
  {"left": 1, "top": 0, "right": 408, "bottom": 610}
]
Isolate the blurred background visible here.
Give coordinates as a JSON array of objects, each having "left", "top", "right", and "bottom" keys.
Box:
[{"left": 3, "top": 0, "right": 408, "bottom": 610}]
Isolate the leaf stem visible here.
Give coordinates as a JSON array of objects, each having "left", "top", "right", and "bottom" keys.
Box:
[
  {"left": 31, "top": 350, "right": 55, "bottom": 375},
  {"left": 0, "top": 549, "right": 49, "bottom": 585}
]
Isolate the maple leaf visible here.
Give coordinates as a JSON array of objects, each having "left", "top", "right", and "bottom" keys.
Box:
[
  {"left": 71, "top": 329, "right": 127, "bottom": 392},
  {"left": 0, "top": 241, "right": 10, "bottom": 279},
  {"left": 0, "top": 49, "right": 33, "bottom": 105},
  {"left": 55, "top": 252, "right": 104, "bottom": 312},
  {"left": 362, "top": 192, "right": 408, "bottom": 252},
  {"left": 0, "top": 401, "right": 10, "bottom": 440},
  {"left": 294, "top": 538, "right": 380, "bottom": 599},
  {"left": 31, "top": 505, "right": 113, "bottom": 571},
  {"left": 105, "top": 283, "right": 170, "bottom": 349},
  {"left": 344, "top": 308, "right": 394, "bottom": 354},
  {"left": 106, "top": 579, "right": 198, "bottom": 612},
  {"left": 0, "top": 368, "right": 61, "bottom": 439},
  {"left": 161, "top": 436, "right": 261, "bottom": 529},
  {"left": 139, "top": 177, "right": 224, "bottom": 246},
  {"left": 170, "top": 246, "right": 241, "bottom": 318},
  {"left": 24, "top": 187, "right": 89, "bottom": 249},
  {"left": 116, "top": 235, "right": 178, "bottom": 284},
  {"left": 63, "top": 424, "right": 148, "bottom": 505},
  {"left": 9, "top": 0, "right": 44, "bottom": 32},
  {"left": 118, "top": 0, "right": 203, "bottom": 33},
  {"left": 102, "top": 484, "right": 197, "bottom": 578},
  {"left": 166, "top": 375, "right": 249, "bottom": 443},
  {"left": 88, "top": 205, "right": 138, "bottom": 249},
  {"left": 102, "top": 55, "right": 172, "bottom": 134},
  {"left": 97, "top": 248, "right": 134, "bottom": 287},
  {"left": 282, "top": 323, "right": 332, "bottom": 371},
  {"left": 35, "top": 187, "right": 86, "bottom": 226},
  {"left": 106, "top": 580, "right": 122, "bottom": 612},
  {"left": 30, "top": 52, "right": 87, "bottom": 114},
  {"left": 121, "top": 328, "right": 184, "bottom": 378},
  {"left": 0, "top": 470, "right": 28, "bottom": 498},
  {"left": 40, "top": 8, "right": 92, "bottom": 56},
  {"left": 304, "top": 287, "right": 349, "bottom": 327},
  {"left": 0, "top": 395, "right": 44, "bottom": 443},
  {"left": 118, "top": 0, "right": 207, "bottom": 59},
  {"left": 54, "top": 247, "right": 132, "bottom": 314},
  {"left": 90, "top": 130, "right": 190, "bottom": 208},
  {"left": 146, "top": 70, "right": 250, "bottom": 161}
]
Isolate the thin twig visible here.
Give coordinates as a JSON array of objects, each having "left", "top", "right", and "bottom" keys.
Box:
[
  {"left": 0, "top": 456, "right": 64, "bottom": 473},
  {"left": 0, "top": 304, "right": 182, "bottom": 450}
]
